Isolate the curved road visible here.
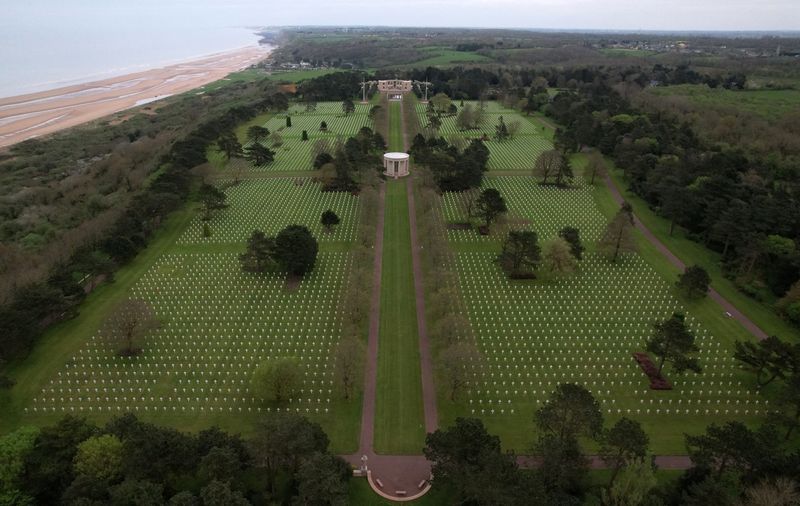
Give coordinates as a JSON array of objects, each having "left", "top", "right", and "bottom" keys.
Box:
[{"left": 604, "top": 175, "right": 768, "bottom": 341}]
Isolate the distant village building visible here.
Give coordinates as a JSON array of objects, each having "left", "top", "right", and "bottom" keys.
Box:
[{"left": 378, "top": 79, "right": 412, "bottom": 101}]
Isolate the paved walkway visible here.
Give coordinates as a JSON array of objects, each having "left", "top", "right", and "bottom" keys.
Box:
[
  {"left": 406, "top": 177, "right": 439, "bottom": 435},
  {"left": 604, "top": 174, "right": 768, "bottom": 341}
]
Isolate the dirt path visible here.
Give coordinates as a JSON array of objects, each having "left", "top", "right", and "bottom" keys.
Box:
[
  {"left": 356, "top": 182, "right": 386, "bottom": 455},
  {"left": 604, "top": 175, "right": 769, "bottom": 340},
  {"left": 406, "top": 183, "right": 438, "bottom": 434},
  {"left": 403, "top": 101, "right": 438, "bottom": 435}
]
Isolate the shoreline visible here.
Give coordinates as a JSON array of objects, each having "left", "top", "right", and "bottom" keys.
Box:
[
  {"left": 0, "top": 45, "right": 273, "bottom": 149},
  {"left": 0, "top": 44, "right": 266, "bottom": 99}
]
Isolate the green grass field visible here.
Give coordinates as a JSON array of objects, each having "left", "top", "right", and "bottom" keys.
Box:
[
  {"left": 238, "top": 101, "right": 373, "bottom": 172},
  {"left": 199, "top": 68, "right": 340, "bottom": 93},
  {"left": 416, "top": 101, "right": 553, "bottom": 171},
  {"left": 374, "top": 181, "right": 426, "bottom": 454},
  {"left": 607, "top": 165, "right": 800, "bottom": 342},
  {"left": 389, "top": 101, "right": 404, "bottom": 150},
  {"left": 1, "top": 98, "right": 369, "bottom": 453},
  {"left": 536, "top": 114, "right": 799, "bottom": 343},
  {"left": 373, "top": 101, "right": 426, "bottom": 454},
  {"left": 647, "top": 84, "right": 800, "bottom": 121},
  {"left": 435, "top": 173, "right": 764, "bottom": 453},
  {"left": 178, "top": 179, "right": 360, "bottom": 244}
]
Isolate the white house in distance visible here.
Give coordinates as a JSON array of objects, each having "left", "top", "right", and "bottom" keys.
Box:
[{"left": 383, "top": 152, "right": 409, "bottom": 178}]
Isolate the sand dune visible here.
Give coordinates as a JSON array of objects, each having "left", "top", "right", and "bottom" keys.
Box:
[{"left": 0, "top": 46, "right": 271, "bottom": 148}]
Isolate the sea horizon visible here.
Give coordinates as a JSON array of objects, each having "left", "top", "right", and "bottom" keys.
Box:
[{"left": 0, "top": 24, "right": 264, "bottom": 99}]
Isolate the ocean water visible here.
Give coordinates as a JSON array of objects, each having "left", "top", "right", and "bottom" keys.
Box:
[{"left": 0, "top": 15, "right": 261, "bottom": 99}]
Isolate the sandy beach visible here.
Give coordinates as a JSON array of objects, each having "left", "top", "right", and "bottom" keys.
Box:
[{"left": 0, "top": 45, "right": 272, "bottom": 148}]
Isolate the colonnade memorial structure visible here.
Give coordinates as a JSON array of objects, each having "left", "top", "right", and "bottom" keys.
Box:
[{"left": 359, "top": 78, "right": 432, "bottom": 103}]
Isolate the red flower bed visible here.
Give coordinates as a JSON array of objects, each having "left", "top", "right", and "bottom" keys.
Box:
[{"left": 632, "top": 352, "right": 672, "bottom": 390}]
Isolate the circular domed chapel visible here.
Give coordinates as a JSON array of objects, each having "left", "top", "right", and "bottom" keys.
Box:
[{"left": 383, "top": 152, "right": 410, "bottom": 179}]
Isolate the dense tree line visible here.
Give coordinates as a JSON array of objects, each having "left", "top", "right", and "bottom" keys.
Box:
[
  {"left": 384, "top": 61, "right": 799, "bottom": 325},
  {"left": 316, "top": 126, "right": 386, "bottom": 192},
  {"left": 425, "top": 383, "right": 800, "bottom": 505},
  {"left": 0, "top": 86, "right": 290, "bottom": 378},
  {"left": 0, "top": 413, "right": 350, "bottom": 505},
  {"left": 547, "top": 80, "right": 800, "bottom": 323},
  {"left": 410, "top": 134, "right": 490, "bottom": 191},
  {"left": 295, "top": 72, "right": 365, "bottom": 101}
]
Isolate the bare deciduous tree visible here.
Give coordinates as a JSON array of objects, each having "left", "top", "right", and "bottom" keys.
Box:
[
  {"left": 102, "top": 298, "right": 160, "bottom": 356},
  {"left": 586, "top": 151, "right": 608, "bottom": 185},
  {"left": 334, "top": 336, "right": 364, "bottom": 400},
  {"left": 441, "top": 342, "right": 482, "bottom": 401},
  {"left": 598, "top": 203, "right": 637, "bottom": 263},
  {"left": 533, "top": 150, "right": 562, "bottom": 184}
]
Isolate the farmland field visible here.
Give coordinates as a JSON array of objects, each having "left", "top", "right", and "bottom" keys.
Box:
[
  {"left": 647, "top": 84, "right": 800, "bottom": 121},
  {"left": 416, "top": 101, "right": 553, "bottom": 170},
  {"left": 410, "top": 49, "right": 494, "bottom": 67}
]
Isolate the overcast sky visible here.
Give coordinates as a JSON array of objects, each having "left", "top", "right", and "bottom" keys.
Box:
[{"left": 3, "top": 0, "right": 799, "bottom": 32}]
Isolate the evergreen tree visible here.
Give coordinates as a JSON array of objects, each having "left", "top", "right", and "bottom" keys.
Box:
[
  {"left": 497, "top": 231, "right": 541, "bottom": 278},
  {"left": 646, "top": 313, "right": 702, "bottom": 375},
  {"left": 475, "top": 188, "right": 507, "bottom": 230},
  {"left": 342, "top": 98, "right": 355, "bottom": 115},
  {"left": 245, "top": 142, "right": 275, "bottom": 166},
  {"left": 677, "top": 265, "right": 711, "bottom": 299},
  {"left": 320, "top": 210, "right": 340, "bottom": 232},
  {"left": 558, "top": 226, "right": 584, "bottom": 260}
]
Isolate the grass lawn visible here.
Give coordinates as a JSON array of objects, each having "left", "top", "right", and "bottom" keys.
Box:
[
  {"left": 373, "top": 102, "right": 426, "bottom": 454},
  {"left": 530, "top": 110, "right": 798, "bottom": 342},
  {"left": 197, "top": 69, "right": 268, "bottom": 92},
  {"left": 1, "top": 117, "right": 365, "bottom": 453},
  {"left": 389, "top": 101, "right": 404, "bottom": 151},
  {"left": 373, "top": 182, "right": 425, "bottom": 454},
  {"left": 261, "top": 68, "right": 340, "bottom": 83},
  {"left": 199, "top": 69, "right": 340, "bottom": 93},
  {"left": 348, "top": 478, "right": 446, "bottom": 505},
  {"left": 234, "top": 112, "right": 273, "bottom": 143},
  {"left": 431, "top": 151, "right": 773, "bottom": 454},
  {"left": 416, "top": 101, "right": 553, "bottom": 171},
  {"left": 0, "top": 205, "right": 194, "bottom": 435}
]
